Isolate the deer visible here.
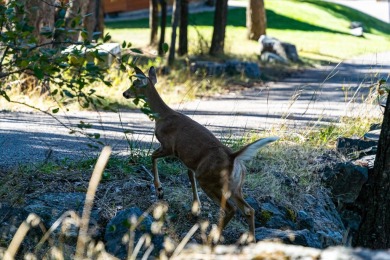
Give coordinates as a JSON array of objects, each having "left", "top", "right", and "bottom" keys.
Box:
[{"left": 123, "top": 66, "right": 279, "bottom": 242}]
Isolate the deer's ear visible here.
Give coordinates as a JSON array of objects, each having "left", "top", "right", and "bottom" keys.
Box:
[
  {"left": 148, "top": 66, "right": 157, "bottom": 85},
  {"left": 133, "top": 66, "right": 145, "bottom": 76}
]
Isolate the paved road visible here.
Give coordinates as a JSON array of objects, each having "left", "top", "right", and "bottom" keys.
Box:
[
  {"left": 326, "top": 0, "right": 390, "bottom": 23},
  {"left": 1, "top": 52, "right": 388, "bottom": 170}
]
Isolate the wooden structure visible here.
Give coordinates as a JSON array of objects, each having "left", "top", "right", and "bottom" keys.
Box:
[{"left": 103, "top": 0, "right": 149, "bottom": 13}]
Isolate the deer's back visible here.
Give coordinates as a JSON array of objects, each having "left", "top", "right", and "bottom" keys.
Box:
[{"left": 155, "top": 112, "right": 233, "bottom": 170}]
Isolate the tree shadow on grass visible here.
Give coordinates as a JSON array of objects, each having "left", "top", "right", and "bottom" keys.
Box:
[
  {"left": 300, "top": 0, "right": 390, "bottom": 35},
  {"left": 106, "top": 7, "right": 350, "bottom": 36}
]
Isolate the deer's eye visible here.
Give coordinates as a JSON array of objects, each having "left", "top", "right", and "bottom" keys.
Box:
[{"left": 133, "top": 78, "right": 148, "bottom": 88}]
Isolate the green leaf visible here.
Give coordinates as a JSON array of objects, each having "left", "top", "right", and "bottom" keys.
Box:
[
  {"left": 55, "top": 18, "right": 64, "bottom": 28},
  {"left": 92, "top": 31, "right": 101, "bottom": 40},
  {"left": 52, "top": 108, "right": 59, "bottom": 113},
  {"left": 102, "top": 171, "right": 111, "bottom": 180},
  {"left": 20, "top": 60, "right": 28, "bottom": 67},
  {"left": 81, "top": 30, "right": 88, "bottom": 40},
  {"left": 122, "top": 41, "right": 126, "bottom": 48},
  {"left": 378, "top": 79, "right": 386, "bottom": 86},
  {"left": 33, "top": 67, "right": 44, "bottom": 80},
  {"left": 63, "top": 90, "right": 74, "bottom": 98},
  {"left": 130, "top": 48, "right": 142, "bottom": 54},
  {"left": 103, "top": 33, "right": 111, "bottom": 43},
  {"left": 0, "top": 90, "right": 11, "bottom": 102},
  {"left": 162, "top": 43, "right": 169, "bottom": 53}
]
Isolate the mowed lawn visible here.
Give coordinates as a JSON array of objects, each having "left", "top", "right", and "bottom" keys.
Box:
[{"left": 105, "top": 0, "right": 390, "bottom": 62}]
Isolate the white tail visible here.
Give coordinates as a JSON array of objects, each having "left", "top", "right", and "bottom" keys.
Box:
[
  {"left": 234, "top": 137, "right": 279, "bottom": 162},
  {"left": 123, "top": 66, "right": 279, "bottom": 242}
]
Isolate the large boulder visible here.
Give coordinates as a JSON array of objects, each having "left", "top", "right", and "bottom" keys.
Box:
[
  {"left": 104, "top": 207, "right": 164, "bottom": 259},
  {"left": 255, "top": 227, "right": 322, "bottom": 248},
  {"left": 321, "top": 162, "right": 368, "bottom": 204},
  {"left": 247, "top": 190, "right": 345, "bottom": 248},
  {"left": 302, "top": 192, "right": 345, "bottom": 247},
  {"left": 258, "top": 35, "right": 299, "bottom": 63},
  {"left": 336, "top": 137, "right": 377, "bottom": 156},
  {"left": 24, "top": 192, "right": 101, "bottom": 238}
]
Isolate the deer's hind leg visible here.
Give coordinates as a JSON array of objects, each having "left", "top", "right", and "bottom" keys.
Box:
[
  {"left": 231, "top": 190, "right": 256, "bottom": 242},
  {"left": 188, "top": 169, "right": 201, "bottom": 215},
  {"left": 198, "top": 180, "right": 237, "bottom": 240},
  {"left": 151, "top": 146, "right": 172, "bottom": 199}
]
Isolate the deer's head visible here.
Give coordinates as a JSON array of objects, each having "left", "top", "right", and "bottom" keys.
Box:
[{"left": 123, "top": 66, "right": 157, "bottom": 99}]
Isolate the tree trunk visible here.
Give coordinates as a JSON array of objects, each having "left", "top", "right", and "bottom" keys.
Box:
[
  {"left": 63, "top": 0, "right": 89, "bottom": 42},
  {"left": 150, "top": 0, "right": 159, "bottom": 45},
  {"left": 354, "top": 95, "right": 390, "bottom": 248},
  {"left": 209, "top": 0, "right": 228, "bottom": 56},
  {"left": 22, "top": 0, "right": 55, "bottom": 45},
  {"left": 246, "top": 0, "right": 266, "bottom": 40},
  {"left": 97, "top": 0, "right": 105, "bottom": 36},
  {"left": 168, "top": 0, "right": 180, "bottom": 65},
  {"left": 18, "top": 0, "right": 55, "bottom": 93},
  {"left": 158, "top": 0, "right": 167, "bottom": 56},
  {"left": 178, "top": 0, "right": 188, "bottom": 56},
  {"left": 82, "top": 0, "right": 104, "bottom": 41}
]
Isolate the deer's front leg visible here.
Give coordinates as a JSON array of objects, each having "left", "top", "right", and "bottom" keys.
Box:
[{"left": 152, "top": 147, "right": 170, "bottom": 199}]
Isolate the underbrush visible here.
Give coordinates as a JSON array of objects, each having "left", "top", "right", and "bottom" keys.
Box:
[{"left": 0, "top": 106, "right": 382, "bottom": 258}]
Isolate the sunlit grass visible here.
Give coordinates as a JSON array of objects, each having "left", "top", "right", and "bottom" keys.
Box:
[{"left": 105, "top": 0, "right": 390, "bottom": 62}]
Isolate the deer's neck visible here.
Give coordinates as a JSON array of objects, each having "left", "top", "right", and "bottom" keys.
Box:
[{"left": 145, "top": 85, "right": 173, "bottom": 117}]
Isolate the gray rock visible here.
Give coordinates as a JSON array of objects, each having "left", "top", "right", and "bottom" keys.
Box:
[
  {"left": 349, "top": 21, "right": 364, "bottom": 37},
  {"left": 25, "top": 192, "right": 101, "bottom": 237},
  {"left": 243, "top": 62, "right": 261, "bottom": 79},
  {"left": 245, "top": 197, "right": 260, "bottom": 212},
  {"left": 191, "top": 60, "right": 261, "bottom": 79},
  {"left": 353, "top": 155, "right": 376, "bottom": 172},
  {"left": 260, "top": 52, "right": 288, "bottom": 64},
  {"left": 256, "top": 200, "right": 296, "bottom": 230},
  {"left": 341, "top": 210, "right": 361, "bottom": 232},
  {"left": 302, "top": 191, "right": 346, "bottom": 247},
  {"left": 364, "top": 129, "right": 381, "bottom": 141},
  {"left": 255, "top": 227, "right": 322, "bottom": 248},
  {"left": 322, "top": 162, "right": 368, "bottom": 204},
  {"left": 281, "top": 42, "right": 299, "bottom": 62},
  {"left": 0, "top": 204, "right": 30, "bottom": 241},
  {"left": 369, "top": 123, "right": 381, "bottom": 131},
  {"left": 296, "top": 210, "right": 314, "bottom": 231},
  {"left": 258, "top": 35, "right": 299, "bottom": 63},
  {"left": 104, "top": 207, "right": 163, "bottom": 259},
  {"left": 317, "top": 230, "right": 344, "bottom": 248},
  {"left": 336, "top": 137, "right": 377, "bottom": 155},
  {"left": 225, "top": 60, "right": 244, "bottom": 75},
  {"left": 190, "top": 61, "right": 226, "bottom": 76},
  {"left": 0, "top": 204, "right": 44, "bottom": 255}
]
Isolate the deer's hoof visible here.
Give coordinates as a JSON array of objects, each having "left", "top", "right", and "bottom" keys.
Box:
[
  {"left": 157, "top": 187, "right": 164, "bottom": 199},
  {"left": 191, "top": 201, "right": 201, "bottom": 216}
]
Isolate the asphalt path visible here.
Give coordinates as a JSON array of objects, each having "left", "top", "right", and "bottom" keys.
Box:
[{"left": 0, "top": 52, "right": 389, "bottom": 170}]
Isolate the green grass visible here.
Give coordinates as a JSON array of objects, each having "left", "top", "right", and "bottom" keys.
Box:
[{"left": 105, "top": 0, "right": 390, "bottom": 62}]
